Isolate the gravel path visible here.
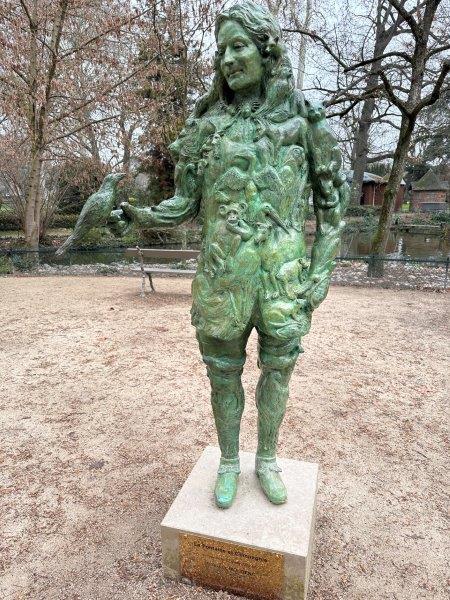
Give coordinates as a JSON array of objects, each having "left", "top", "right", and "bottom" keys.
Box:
[{"left": 1, "top": 277, "right": 448, "bottom": 599}]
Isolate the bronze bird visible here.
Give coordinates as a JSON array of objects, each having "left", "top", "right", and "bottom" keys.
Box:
[{"left": 56, "top": 173, "right": 125, "bottom": 256}]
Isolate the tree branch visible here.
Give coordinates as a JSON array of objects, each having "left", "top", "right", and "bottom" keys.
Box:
[
  {"left": 427, "top": 43, "right": 450, "bottom": 59},
  {"left": 413, "top": 59, "right": 450, "bottom": 115},
  {"left": 367, "top": 152, "right": 395, "bottom": 163},
  {"left": 377, "top": 70, "right": 410, "bottom": 115},
  {"left": 10, "top": 66, "right": 30, "bottom": 87},
  {"left": 48, "top": 60, "right": 154, "bottom": 125},
  {"left": 325, "top": 86, "right": 383, "bottom": 107},
  {"left": 388, "top": 0, "right": 419, "bottom": 39},
  {"left": 59, "top": 6, "right": 153, "bottom": 60},
  {"left": 344, "top": 51, "right": 413, "bottom": 73},
  {"left": 282, "top": 27, "right": 347, "bottom": 68},
  {"left": 47, "top": 113, "right": 121, "bottom": 144},
  {"left": 374, "top": 118, "right": 401, "bottom": 129},
  {"left": 327, "top": 100, "right": 360, "bottom": 118},
  {"left": 18, "top": 0, "right": 33, "bottom": 28}
]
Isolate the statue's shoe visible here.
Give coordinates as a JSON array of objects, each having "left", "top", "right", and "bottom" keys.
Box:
[
  {"left": 214, "top": 457, "right": 240, "bottom": 509},
  {"left": 256, "top": 457, "right": 287, "bottom": 505},
  {"left": 214, "top": 472, "right": 239, "bottom": 509}
]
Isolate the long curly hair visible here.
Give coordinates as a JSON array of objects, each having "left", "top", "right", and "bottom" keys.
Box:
[{"left": 194, "top": 1, "right": 294, "bottom": 118}]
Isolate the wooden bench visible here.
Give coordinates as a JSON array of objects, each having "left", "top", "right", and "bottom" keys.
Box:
[{"left": 125, "top": 247, "right": 199, "bottom": 293}]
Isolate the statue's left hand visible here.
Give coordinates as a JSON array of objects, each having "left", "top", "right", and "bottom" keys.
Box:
[
  {"left": 305, "top": 272, "right": 330, "bottom": 309},
  {"left": 297, "top": 272, "right": 330, "bottom": 311}
]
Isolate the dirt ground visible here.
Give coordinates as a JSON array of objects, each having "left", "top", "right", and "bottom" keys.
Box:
[{"left": 1, "top": 276, "right": 448, "bottom": 600}]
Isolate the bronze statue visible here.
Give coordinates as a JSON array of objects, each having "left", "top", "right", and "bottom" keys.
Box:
[
  {"left": 61, "top": 1, "right": 348, "bottom": 509},
  {"left": 55, "top": 173, "right": 126, "bottom": 256}
]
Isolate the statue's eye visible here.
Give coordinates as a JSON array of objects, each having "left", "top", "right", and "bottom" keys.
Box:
[{"left": 234, "top": 42, "right": 245, "bottom": 50}]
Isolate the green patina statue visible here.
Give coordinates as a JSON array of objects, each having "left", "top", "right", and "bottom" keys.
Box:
[{"left": 62, "top": 1, "right": 349, "bottom": 509}]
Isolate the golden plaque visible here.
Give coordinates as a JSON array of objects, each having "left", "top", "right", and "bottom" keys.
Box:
[{"left": 180, "top": 532, "right": 284, "bottom": 600}]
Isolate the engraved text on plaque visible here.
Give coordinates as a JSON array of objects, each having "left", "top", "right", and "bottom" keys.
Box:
[{"left": 180, "top": 532, "right": 284, "bottom": 600}]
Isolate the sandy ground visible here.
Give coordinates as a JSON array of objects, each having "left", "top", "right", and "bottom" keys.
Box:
[{"left": 0, "top": 276, "right": 448, "bottom": 600}]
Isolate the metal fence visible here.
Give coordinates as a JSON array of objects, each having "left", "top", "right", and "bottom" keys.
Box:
[
  {"left": 333, "top": 255, "right": 449, "bottom": 291},
  {"left": 1, "top": 246, "right": 449, "bottom": 291}
]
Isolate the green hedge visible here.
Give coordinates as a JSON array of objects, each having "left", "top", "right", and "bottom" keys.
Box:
[
  {"left": 0, "top": 207, "right": 19, "bottom": 231},
  {"left": 50, "top": 213, "right": 79, "bottom": 228},
  {"left": 345, "top": 205, "right": 381, "bottom": 217},
  {"left": 430, "top": 212, "right": 450, "bottom": 225},
  {"left": 0, "top": 254, "right": 14, "bottom": 274},
  {"left": 139, "top": 226, "right": 201, "bottom": 246}
]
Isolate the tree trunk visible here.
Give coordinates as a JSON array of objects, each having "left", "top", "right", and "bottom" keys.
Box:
[
  {"left": 368, "top": 116, "right": 415, "bottom": 276},
  {"left": 296, "top": 0, "right": 313, "bottom": 90},
  {"left": 350, "top": 0, "right": 402, "bottom": 205},
  {"left": 24, "top": 148, "right": 43, "bottom": 249},
  {"left": 122, "top": 134, "right": 132, "bottom": 175},
  {"left": 22, "top": 0, "right": 68, "bottom": 250},
  {"left": 350, "top": 95, "right": 377, "bottom": 205},
  {"left": 119, "top": 112, "right": 133, "bottom": 175}
]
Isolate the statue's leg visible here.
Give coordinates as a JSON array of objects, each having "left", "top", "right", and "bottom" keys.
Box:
[
  {"left": 197, "top": 330, "right": 250, "bottom": 508},
  {"left": 255, "top": 332, "right": 301, "bottom": 504}
]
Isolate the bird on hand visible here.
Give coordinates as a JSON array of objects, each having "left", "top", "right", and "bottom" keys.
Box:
[{"left": 56, "top": 173, "right": 126, "bottom": 256}]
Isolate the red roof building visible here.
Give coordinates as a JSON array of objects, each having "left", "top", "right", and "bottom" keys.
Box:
[
  {"left": 411, "top": 169, "right": 449, "bottom": 212},
  {"left": 346, "top": 171, "right": 405, "bottom": 211}
]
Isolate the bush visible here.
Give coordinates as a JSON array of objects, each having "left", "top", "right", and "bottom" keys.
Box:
[
  {"left": 344, "top": 205, "right": 381, "bottom": 217},
  {"left": 139, "top": 225, "right": 201, "bottom": 247},
  {"left": 343, "top": 211, "right": 378, "bottom": 233},
  {"left": 0, "top": 254, "right": 14, "bottom": 274},
  {"left": 50, "top": 213, "right": 79, "bottom": 228},
  {"left": 0, "top": 206, "right": 19, "bottom": 231},
  {"left": 56, "top": 159, "right": 107, "bottom": 214},
  {"left": 411, "top": 213, "right": 432, "bottom": 225},
  {"left": 430, "top": 212, "right": 450, "bottom": 225},
  {"left": 76, "top": 227, "right": 115, "bottom": 247}
]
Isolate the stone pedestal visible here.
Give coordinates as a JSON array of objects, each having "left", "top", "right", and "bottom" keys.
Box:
[{"left": 161, "top": 446, "right": 319, "bottom": 600}]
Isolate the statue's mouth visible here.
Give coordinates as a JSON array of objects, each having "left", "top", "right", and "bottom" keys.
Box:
[{"left": 227, "top": 68, "right": 243, "bottom": 77}]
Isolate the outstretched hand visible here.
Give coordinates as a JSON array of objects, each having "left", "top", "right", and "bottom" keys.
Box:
[
  {"left": 119, "top": 202, "right": 133, "bottom": 217},
  {"left": 107, "top": 208, "right": 132, "bottom": 237},
  {"left": 297, "top": 271, "right": 330, "bottom": 310},
  {"left": 307, "top": 273, "right": 331, "bottom": 309}
]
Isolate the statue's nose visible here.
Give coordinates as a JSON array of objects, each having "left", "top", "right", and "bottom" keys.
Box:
[{"left": 223, "top": 47, "right": 235, "bottom": 66}]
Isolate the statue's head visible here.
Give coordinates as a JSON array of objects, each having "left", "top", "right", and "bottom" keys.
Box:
[
  {"left": 194, "top": 1, "right": 293, "bottom": 117},
  {"left": 218, "top": 202, "right": 247, "bottom": 224},
  {"left": 104, "top": 172, "right": 126, "bottom": 184},
  {"left": 216, "top": 19, "right": 264, "bottom": 96},
  {"left": 307, "top": 102, "right": 326, "bottom": 123}
]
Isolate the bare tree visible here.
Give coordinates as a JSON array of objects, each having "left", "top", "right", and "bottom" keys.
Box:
[
  {"left": 137, "top": 0, "right": 220, "bottom": 196},
  {"left": 367, "top": 0, "right": 449, "bottom": 272},
  {"left": 0, "top": 0, "right": 153, "bottom": 248},
  {"left": 264, "top": 0, "right": 316, "bottom": 90},
  {"left": 408, "top": 89, "right": 450, "bottom": 171},
  {"left": 296, "top": 0, "right": 313, "bottom": 90},
  {"left": 347, "top": 0, "right": 408, "bottom": 206},
  {"left": 284, "top": 0, "right": 449, "bottom": 273},
  {"left": 0, "top": 138, "right": 69, "bottom": 238}
]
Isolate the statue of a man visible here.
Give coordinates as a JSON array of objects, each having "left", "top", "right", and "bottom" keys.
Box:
[{"left": 116, "top": 1, "right": 348, "bottom": 508}]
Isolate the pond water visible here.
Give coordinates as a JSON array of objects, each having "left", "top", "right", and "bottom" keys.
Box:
[
  {"left": 5, "top": 230, "right": 448, "bottom": 271},
  {"left": 337, "top": 230, "right": 448, "bottom": 260}
]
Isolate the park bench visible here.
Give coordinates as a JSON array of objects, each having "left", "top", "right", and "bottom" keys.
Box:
[{"left": 125, "top": 247, "right": 199, "bottom": 293}]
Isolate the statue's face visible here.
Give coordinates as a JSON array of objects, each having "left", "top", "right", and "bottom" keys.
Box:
[
  {"left": 227, "top": 209, "right": 239, "bottom": 224},
  {"left": 217, "top": 20, "right": 263, "bottom": 94}
]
